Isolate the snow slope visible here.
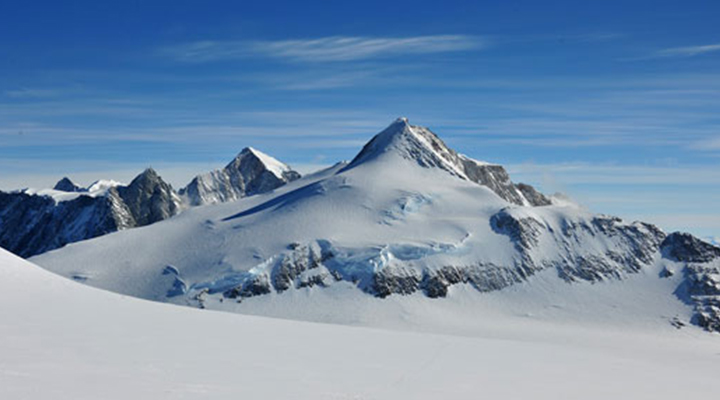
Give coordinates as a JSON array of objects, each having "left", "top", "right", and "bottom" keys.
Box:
[{"left": 3, "top": 248, "right": 720, "bottom": 399}]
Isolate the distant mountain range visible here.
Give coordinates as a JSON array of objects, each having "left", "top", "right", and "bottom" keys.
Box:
[
  {"left": 22, "top": 118, "right": 720, "bottom": 333},
  {"left": 0, "top": 148, "right": 299, "bottom": 257}
]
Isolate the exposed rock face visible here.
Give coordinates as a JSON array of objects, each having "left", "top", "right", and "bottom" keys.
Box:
[
  {"left": 372, "top": 268, "right": 422, "bottom": 298},
  {"left": 53, "top": 177, "right": 82, "bottom": 192},
  {"left": 345, "top": 118, "right": 550, "bottom": 206},
  {"left": 516, "top": 183, "right": 552, "bottom": 207},
  {"left": 224, "top": 274, "right": 273, "bottom": 299},
  {"left": 224, "top": 242, "right": 335, "bottom": 300},
  {"left": 490, "top": 209, "right": 544, "bottom": 251},
  {"left": 461, "top": 160, "right": 551, "bottom": 206},
  {"left": 0, "top": 191, "right": 121, "bottom": 258},
  {"left": 0, "top": 169, "right": 181, "bottom": 257},
  {"left": 676, "top": 262, "right": 720, "bottom": 332},
  {"left": 115, "top": 168, "right": 182, "bottom": 226},
  {"left": 661, "top": 232, "right": 720, "bottom": 263},
  {"left": 663, "top": 233, "right": 720, "bottom": 332},
  {"left": 180, "top": 147, "right": 301, "bottom": 206}
]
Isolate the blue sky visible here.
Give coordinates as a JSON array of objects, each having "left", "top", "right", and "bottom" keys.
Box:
[{"left": 1, "top": 0, "right": 719, "bottom": 238}]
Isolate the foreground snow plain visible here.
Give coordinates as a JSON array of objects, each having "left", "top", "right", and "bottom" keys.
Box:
[{"left": 2, "top": 248, "right": 719, "bottom": 399}]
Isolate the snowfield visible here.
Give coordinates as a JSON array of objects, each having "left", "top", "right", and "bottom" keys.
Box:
[{"left": 2, "top": 248, "right": 720, "bottom": 399}]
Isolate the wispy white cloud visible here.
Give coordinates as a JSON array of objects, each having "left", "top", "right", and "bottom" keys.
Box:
[
  {"left": 689, "top": 137, "right": 720, "bottom": 150},
  {"left": 655, "top": 43, "right": 720, "bottom": 58},
  {"left": 162, "top": 35, "right": 484, "bottom": 63},
  {"left": 633, "top": 214, "right": 720, "bottom": 233},
  {"left": 625, "top": 43, "right": 720, "bottom": 61},
  {"left": 4, "top": 88, "right": 61, "bottom": 98}
]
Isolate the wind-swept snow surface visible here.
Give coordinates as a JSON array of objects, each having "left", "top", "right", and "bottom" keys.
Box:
[{"left": 2, "top": 248, "right": 720, "bottom": 399}]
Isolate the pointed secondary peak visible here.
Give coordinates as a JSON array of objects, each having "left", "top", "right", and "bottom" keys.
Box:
[
  {"left": 237, "top": 146, "right": 257, "bottom": 156},
  {"left": 127, "top": 167, "right": 159, "bottom": 181},
  {"left": 127, "top": 168, "right": 166, "bottom": 189},
  {"left": 234, "top": 147, "right": 274, "bottom": 164},
  {"left": 141, "top": 167, "right": 159, "bottom": 176},
  {"left": 240, "top": 146, "right": 278, "bottom": 162},
  {"left": 181, "top": 147, "right": 301, "bottom": 206},
  {"left": 228, "top": 147, "right": 258, "bottom": 165},
  {"left": 230, "top": 147, "right": 296, "bottom": 180},
  {"left": 53, "top": 177, "right": 82, "bottom": 192}
]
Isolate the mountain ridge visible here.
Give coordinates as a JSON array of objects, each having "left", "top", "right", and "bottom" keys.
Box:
[
  {"left": 0, "top": 168, "right": 182, "bottom": 257},
  {"left": 0, "top": 148, "right": 301, "bottom": 257}
]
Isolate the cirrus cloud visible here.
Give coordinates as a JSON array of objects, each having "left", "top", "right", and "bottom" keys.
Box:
[
  {"left": 162, "top": 35, "right": 485, "bottom": 63},
  {"left": 655, "top": 43, "right": 720, "bottom": 58}
]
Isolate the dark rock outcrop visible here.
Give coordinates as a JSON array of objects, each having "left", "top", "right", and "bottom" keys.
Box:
[
  {"left": 224, "top": 274, "right": 272, "bottom": 299},
  {"left": 515, "top": 183, "right": 552, "bottom": 206},
  {"left": 115, "top": 168, "right": 181, "bottom": 226},
  {"left": 661, "top": 232, "right": 720, "bottom": 263},
  {"left": 666, "top": 234, "right": 720, "bottom": 333},
  {"left": 490, "top": 209, "right": 544, "bottom": 251},
  {"left": 678, "top": 263, "right": 720, "bottom": 333},
  {"left": 372, "top": 268, "right": 421, "bottom": 298},
  {"left": 0, "top": 191, "right": 121, "bottom": 258}
]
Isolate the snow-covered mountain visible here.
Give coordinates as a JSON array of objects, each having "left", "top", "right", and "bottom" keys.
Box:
[
  {"left": 180, "top": 147, "right": 301, "bottom": 206},
  {"left": 0, "top": 149, "right": 301, "bottom": 257},
  {"left": 32, "top": 118, "right": 720, "bottom": 333}
]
